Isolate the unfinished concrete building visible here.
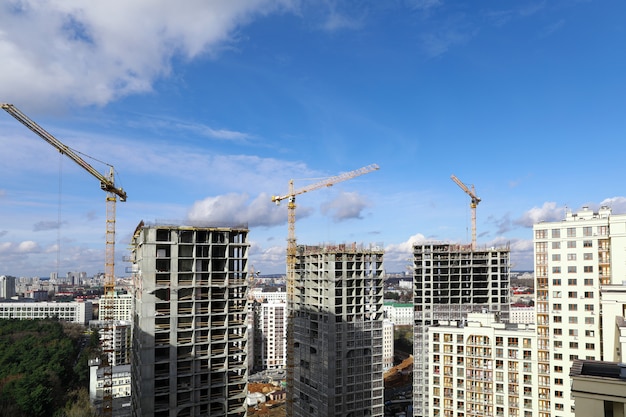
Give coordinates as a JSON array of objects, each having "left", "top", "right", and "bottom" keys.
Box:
[
  {"left": 292, "top": 243, "right": 385, "bottom": 417},
  {"left": 130, "top": 223, "right": 249, "bottom": 417},
  {"left": 412, "top": 243, "right": 511, "bottom": 417}
]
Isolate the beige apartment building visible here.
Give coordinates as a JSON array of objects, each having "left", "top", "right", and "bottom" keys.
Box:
[{"left": 533, "top": 206, "right": 626, "bottom": 417}]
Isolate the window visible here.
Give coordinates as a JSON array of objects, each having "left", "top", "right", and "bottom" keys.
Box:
[
  {"left": 568, "top": 316, "right": 578, "bottom": 324},
  {"left": 554, "top": 365, "right": 563, "bottom": 373},
  {"left": 554, "top": 353, "right": 563, "bottom": 360},
  {"left": 586, "top": 343, "right": 595, "bottom": 350},
  {"left": 598, "top": 226, "right": 608, "bottom": 236},
  {"left": 583, "top": 226, "right": 592, "bottom": 237},
  {"left": 555, "top": 378, "right": 564, "bottom": 385},
  {"left": 569, "top": 329, "right": 578, "bottom": 337},
  {"left": 584, "top": 292, "right": 594, "bottom": 298},
  {"left": 584, "top": 278, "right": 593, "bottom": 286},
  {"left": 584, "top": 266, "right": 593, "bottom": 273},
  {"left": 583, "top": 240, "right": 593, "bottom": 248},
  {"left": 568, "top": 266, "right": 577, "bottom": 273},
  {"left": 536, "top": 242, "right": 547, "bottom": 252},
  {"left": 570, "top": 354, "right": 578, "bottom": 361},
  {"left": 553, "top": 303, "right": 562, "bottom": 311},
  {"left": 554, "top": 340, "right": 562, "bottom": 348},
  {"left": 569, "top": 342, "right": 578, "bottom": 349},
  {"left": 552, "top": 254, "right": 561, "bottom": 261},
  {"left": 553, "top": 316, "right": 562, "bottom": 323},
  {"left": 568, "top": 291, "right": 577, "bottom": 298},
  {"left": 568, "top": 278, "right": 577, "bottom": 285},
  {"left": 552, "top": 241, "right": 561, "bottom": 249},
  {"left": 583, "top": 253, "right": 593, "bottom": 260},
  {"left": 567, "top": 241, "right": 576, "bottom": 248},
  {"left": 552, "top": 266, "right": 561, "bottom": 274},
  {"left": 569, "top": 304, "right": 578, "bottom": 311},
  {"left": 585, "top": 317, "right": 594, "bottom": 324},
  {"left": 554, "top": 328, "right": 562, "bottom": 336},
  {"left": 553, "top": 278, "right": 561, "bottom": 285},
  {"left": 585, "top": 330, "right": 595, "bottom": 337},
  {"left": 567, "top": 253, "right": 577, "bottom": 261},
  {"left": 553, "top": 291, "right": 562, "bottom": 298},
  {"left": 535, "top": 229, "right": 547, "bottom": 239},
  {"left": 585, "top": 304, "right": 594, "bottom": 312},
  {"left": 567, "top": 228, "right": 576, "bottom": 237}
]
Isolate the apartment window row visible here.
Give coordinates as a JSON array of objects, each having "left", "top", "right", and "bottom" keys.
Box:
[{"left": 536, "top": 226, "right": 608, "bottom": 240}]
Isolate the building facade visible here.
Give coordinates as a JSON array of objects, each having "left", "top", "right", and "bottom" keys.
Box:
[
  {"left": 130, "top": 224, "right": 249, "bottom": 417},
  {"left": 413, "top": 243, "right": 511, "bottom": 416},
  {"left": 292, "top": 244, "right": 385, "bottom": 417},
  {"left": 0, "top": 275, "right": 16, "bottom": 299},
  {"left": 429, "top": 313, "right": 538, "bottom": 417},
  {"left": 0, "top": 300, "right": 93, "bottom": 324},
  {"left": 533, "top": 206, "right": 626, "bottom": 417}
]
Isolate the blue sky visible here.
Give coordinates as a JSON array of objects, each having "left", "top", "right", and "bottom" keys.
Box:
[{"left": 1, "top": 0, "right": 626, "bottom": 278}]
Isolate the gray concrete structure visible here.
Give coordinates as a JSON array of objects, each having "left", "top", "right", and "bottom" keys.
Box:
[
  {"left": 412, "top": 243, "right": 511, "bottom": 417},
  {"left": 292, "top": 243, "right": 385, "bottom": 417},
  {"left": 130, "top": 223, "right": 249, "bottom": 417}
]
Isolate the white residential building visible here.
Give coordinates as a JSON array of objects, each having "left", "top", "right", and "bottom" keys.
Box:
[
  {"left": 383, "top": 301, "right": 413, "bottom": 326},
  {"left": 533, "top": 205, "right": 626, "bottom": 417},
  {"left": 382, "top": 319, "right": 395, "bottom": 370},
  {"left": 0, "top": 300, "right": 93, "bottom": 324},
  {"left": 509, "top": 306, "right": 536, "bottom": 325},
  {"left": 429, "top": 313, "right": 538, "bottom": 417},
  {"left": 0, "top": 275, "right": 16, "bottom": 299}
]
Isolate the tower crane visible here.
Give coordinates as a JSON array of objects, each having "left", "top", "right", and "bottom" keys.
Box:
[
  {"left": 1, "top": 103, "right": 126, "bottom": 416},
  {"left": 450, "top": 174, "right": 481, "bottom": 249},
  {"left": 271, "top": 163, "right": 379, "bottom": 414}
]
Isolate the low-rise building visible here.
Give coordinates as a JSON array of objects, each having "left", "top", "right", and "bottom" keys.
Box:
[{"left": 0, "top": 300, "right": 93, "bottom": 324}]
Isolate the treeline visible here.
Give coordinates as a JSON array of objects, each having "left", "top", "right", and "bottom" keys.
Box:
[{"left": 0, "top": 319, "right": 96, "bottom": 417}]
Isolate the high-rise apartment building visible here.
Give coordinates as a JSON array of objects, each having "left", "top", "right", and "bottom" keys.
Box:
[
  {"left": 413, "top": 243, "right": 511, "bottom": 416},
  {"left": 429, "top": 313, "right": 538, "bottom": 417},
  {"left": 0, "top": 275, "right": 16, "bottom": 299},
  {"left": 256, "top": 301, "right": 287, "bottom": 370},
  {"left": 533, "top": 206, "right": 626, "bottom": 417},
  {"left": 130, "top": 223, "right": 249, "bottom": 417},
  {"left": 292, "top": 244, "right": 385, "bottom": 417}
]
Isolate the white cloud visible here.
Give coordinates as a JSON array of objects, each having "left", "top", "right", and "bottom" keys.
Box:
[
  {"left": 515, "top": 201, "right": 564, "bottom": 227},
  {"left": 0, "top": 0, "right": 297, "bottom": 109},
  {"left": 187, "top": 192, "right": 314, "bottom": 228},
  {"left": 320, "top": 191, "right": 370, "bottom": 222},
  {"left": 17, "top": 240, "right": 40, "bottom": 253},
  {"left": 600, "top": 197, "right": 626, "bottom": 214}
]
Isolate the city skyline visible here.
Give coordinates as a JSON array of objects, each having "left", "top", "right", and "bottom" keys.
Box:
[{"left": 2, "top": 1, "right": 626, "bottom": 277}]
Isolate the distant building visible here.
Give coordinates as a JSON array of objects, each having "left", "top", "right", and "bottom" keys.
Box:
[
  {"left": 0, "top": 300, "right": 93, "bottom": 324},
  {"left": 383, "top": 301, "right": 413, "bottom": 326},
  {"left": 382, "top": 319, "right": 395, "bottom": 370},
  {"left": 89, "top": 359, "right": 131, "bottom": 408},
  {"left": 509, "top": 305, "right": 535, "bottom": 325},
  {"left": 0, "top": 275, "right": 16, "bottom": 299}
]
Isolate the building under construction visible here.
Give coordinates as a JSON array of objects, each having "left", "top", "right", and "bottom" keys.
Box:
[
  {"left": 291, "top": 243, "right": 385, "bottom": 417},
  {"left": 412, "top": 243, "right": 511, "bottom": 417},
  {"left": 129, "top": 223, "right": 249, "bottom": 417}
]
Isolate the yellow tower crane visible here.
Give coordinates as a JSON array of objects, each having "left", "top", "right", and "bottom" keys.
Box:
[
  {"left": 271, "top": 163, "right": 379, "bottom": 414},
  {"left": 450, "top": 174, "right": 481, "bottom": 249},
  {"left": 1, "top": 103, "right": 126, "bottom": 416}
]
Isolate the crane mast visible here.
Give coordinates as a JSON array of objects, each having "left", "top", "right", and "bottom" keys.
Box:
[
  {"left": 272, "top": 163, "right": 379, "bottom": 415},
  {"left": 1, "top": 103, "right": 126, "bottom": 416},
  {"left": 450, "top": 174, "right": 481, "bottom": 249}
]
